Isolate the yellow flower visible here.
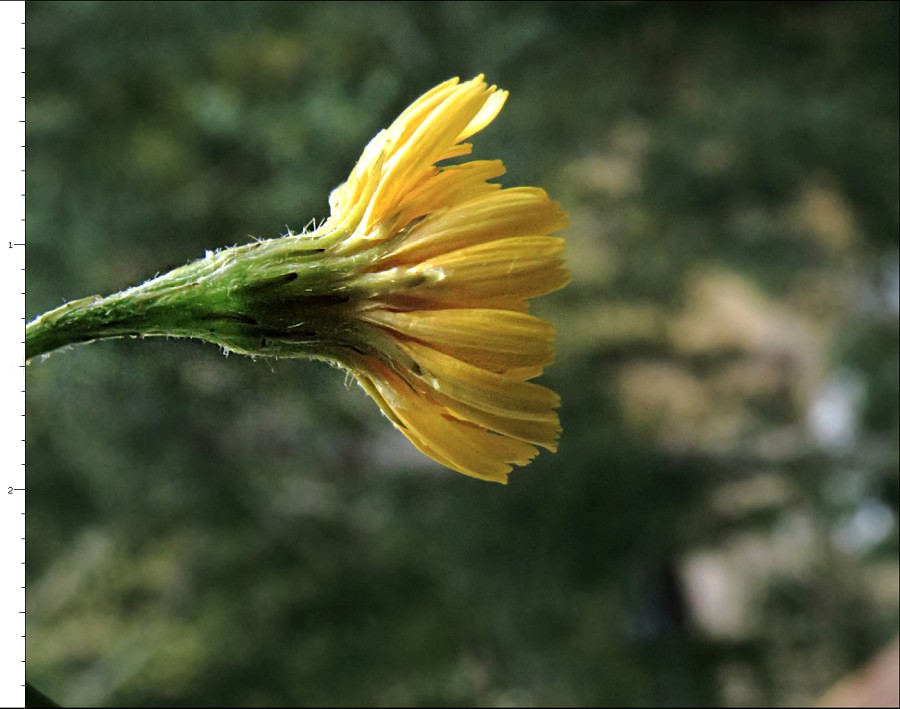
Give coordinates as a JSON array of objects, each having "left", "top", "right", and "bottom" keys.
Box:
[
  {"left": 26, "top": 75, "right": 568, "bottom": 483},
  {"left": 311, "top": 75, "right": 570, "bottom": 482}
]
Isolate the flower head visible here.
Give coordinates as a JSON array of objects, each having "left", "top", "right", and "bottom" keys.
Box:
[
  {"left": 28, "top": 76, "right": 568, "bottom": 483},
  {"left": 300, "top": 75, "right": 570, "bottom": 482}
]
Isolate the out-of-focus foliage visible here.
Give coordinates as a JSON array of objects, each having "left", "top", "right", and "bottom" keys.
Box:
[{"left": 26, "top": 2, "right": 898, "bottom": 706}]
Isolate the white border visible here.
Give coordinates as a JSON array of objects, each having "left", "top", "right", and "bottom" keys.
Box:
[{"left": 0, "top": 2, "right": 27, "bottom": 707}]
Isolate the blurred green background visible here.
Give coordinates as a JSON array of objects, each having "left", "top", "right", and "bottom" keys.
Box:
[{"left": 25, "top": 2, "right": 898, "bottom": 706}]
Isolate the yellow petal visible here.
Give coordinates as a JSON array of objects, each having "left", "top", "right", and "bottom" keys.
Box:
[
  {"left": 362, "top": 308, "right": 555, "bottom": 373},
  {"left": 397, "top": 340, "right": 561, "bottom": 419},
  {"left": 407, "top": 236, "right": 570, "bottom": 309},
  {"left": 435, "top": 142, "right": 474, "bottom": 162},
  {"left": 353, "top": 366, "right": 483, "bottom": 475},
  {"left": 381, "top": 187, "right": 568, "bottom": 266},
  {"left": 365, "top": 80, "right": 500, "bottom": 231},
  {"left": 458, "top": 88, "right": 507, "bottom": 142},
  {"left": 353, "top": 358, "right": 539, "bottom": 483},
  {"left": 386, "top": 77, "right": 464, "bottom": 150},
  {"left": 438, "top": 396, "right": 560, "bottom": 451},
  {"left": 380, "top": 292, "right": 533, "bottom": 314},
  {"left": 324, "top": 144, "right": 387, "bottom": 240},
  {"left": 390, "top": 159, "right": 506, "bottom": 232}
]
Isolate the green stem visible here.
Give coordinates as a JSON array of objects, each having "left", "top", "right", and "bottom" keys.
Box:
[
  {"left": 25, "top": 259, "right": 227, "bottom": 361},
  {"left": 25, "top": 290, "right": 197, "bottom": 361},
  {"left": 25, "top": 236, "right": 372, "bottom": 362},
  {"left": 26, "top": 294, "right": 118, "bottom": 360}
]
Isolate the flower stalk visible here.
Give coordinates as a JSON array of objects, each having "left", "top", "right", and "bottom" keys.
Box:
[{"left": 26, "top": 237, "right": 371, "bottom": 361}]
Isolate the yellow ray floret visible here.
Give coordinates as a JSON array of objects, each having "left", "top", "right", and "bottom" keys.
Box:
[
  {"left": 316, "top": 75, "right": 569, "bottom": 482},
  {"left": 381, "top": 187, "right": 568, "bottom": 266},
  {"left": 353, "top": 359, "right": 540, "bottom": 483},
  {"left": 361, "top": 309, "right": 556, "bottom": 373}
]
